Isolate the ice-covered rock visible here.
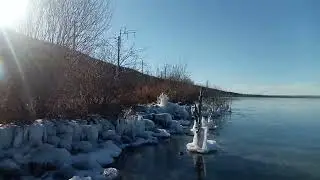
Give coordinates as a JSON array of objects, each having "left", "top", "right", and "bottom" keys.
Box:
[
  {"left": 178, "top": 120, "right": 191, "bottom": 126},
  {"left": 89, "top": 141, "right": 122, "bottom": 166},
  {"left": 72, "top": 154, "right": 102, "bottom": 170},
  {"left": 101, "top": 130, "right": 120, "bottom": 142},
  {"left": 27, "top": 144, "right": 72, "bottom": 168},
  {"left": 103, "top": 168, "right": 119, "bottom": 180},
  {"left": 154, "top": 113, "right": 172, "bottom": 128},
  {"left": 98, "top": 141, "right": 122, "bottom": 158},
  {"left": 169, "top": 120, "right": 184, "bottom": 134},
  {"left": 82, "top": 125, "right": 98, "bottom": 142},
  {"left": 0, "top": 158, "right": 20, "bottom": 173},
  {"left": 143, "top": 119, "right": 156, "bottom": 131},
  {"left": 152, "top": 129, "right": 170, "bottom": 138},
  {"left": 72, "top": 141, "right": 93, "bottom": 153},
  {"left": 58, "top": 133, "right": 73, "bottom": 151},
  {"left": 28, "top": 123, "right": 45, "bottom": 145},
  {"left": 187, "top": 127, "right": 218, "bottom": 153},
  {"left": 68, "top": 121, "right": 82, "bottom": 142},
  {"left": 47, "top": 136, "right": 60, "bottom": 147},
  {"left": 0, "top": 125, "right": 14, "bottom": 149},
  {"left": 13, "top": 126, "right": 24, "bottom": 148}
]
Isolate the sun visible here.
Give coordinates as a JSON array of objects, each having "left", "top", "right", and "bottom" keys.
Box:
[{"left": 0, "top": 0, "right": 28, "bottom": 27}]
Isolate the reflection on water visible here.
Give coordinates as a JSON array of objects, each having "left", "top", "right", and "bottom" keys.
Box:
[
  {"left": 193, "top": 155, "right": 206, "bottom": 180},
  {"left": 113, "top": 98, "right": 320, "bottom": 180}
]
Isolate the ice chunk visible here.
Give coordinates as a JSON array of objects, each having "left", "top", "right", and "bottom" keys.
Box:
[
  {"left": 103, "top": 168, "right": 119, "bottom": 180},
  {"left": 69, "top": 176, "right": 92, "bottom": 180}
]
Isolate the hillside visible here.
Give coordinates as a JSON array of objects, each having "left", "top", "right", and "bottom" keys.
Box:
[{"left": 0, "top": 30, "right": 232, "bottom": 123}]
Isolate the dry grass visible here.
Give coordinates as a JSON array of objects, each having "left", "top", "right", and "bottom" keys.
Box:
[{"left": 0, "top": 31, "right": 227, "bottom": 123}]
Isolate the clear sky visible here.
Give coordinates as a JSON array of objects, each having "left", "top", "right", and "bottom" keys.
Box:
[{"left": 110, "top": 0, "right": 320, "bottom": 95}]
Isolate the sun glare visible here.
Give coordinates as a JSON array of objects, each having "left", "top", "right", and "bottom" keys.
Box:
[{"left": 0, "top": 0, "right": 28, "bottom": 27}]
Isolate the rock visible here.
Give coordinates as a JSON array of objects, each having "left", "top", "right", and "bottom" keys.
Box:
[
  {"left": 153, "top": 113, "right": 172, "bottom": 128},
  {"left": 72, "top": 141, "right": 93, "bottom": 153},
  {"left": 47, "top": 136, "right": 60, "bottom": 147},
  {"left": 169, "top": 120, "right": 184, "bottom": 134},
  {"left": 143, "top": 119, "right": 156, "bottom": 131},
  {"left": 103, "top": 168, "right": 119, "bottom": 180},
  {"left": 0, "top": 125, "right": 15, "bottom": 149}
]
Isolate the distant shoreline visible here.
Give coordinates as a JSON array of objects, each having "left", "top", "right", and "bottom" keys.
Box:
[{"left": 232, "top": 94, "right": 320, "bottom": 99}]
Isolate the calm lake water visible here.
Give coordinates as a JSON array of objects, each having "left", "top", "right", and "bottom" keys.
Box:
[{"left": 113, "top": 98, "right": 320, "bottom": 180}]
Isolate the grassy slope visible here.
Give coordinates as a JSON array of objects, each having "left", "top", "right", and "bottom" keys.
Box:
[{"left": 0, "top": 31, "right": 233, "bottom": 123}]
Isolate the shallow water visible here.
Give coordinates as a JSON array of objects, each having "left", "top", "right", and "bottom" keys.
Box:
[{"left": 113, "top": 98, "right": 320, "bottom": 180}]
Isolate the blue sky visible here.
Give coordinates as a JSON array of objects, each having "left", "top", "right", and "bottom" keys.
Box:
[{"left": 111, "top": 0, "right": 320, "bottom": 95}]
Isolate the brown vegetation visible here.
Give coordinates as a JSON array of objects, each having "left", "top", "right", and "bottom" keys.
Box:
[{"left": 0, "top": 31, "right": 228, "bottom": 123}]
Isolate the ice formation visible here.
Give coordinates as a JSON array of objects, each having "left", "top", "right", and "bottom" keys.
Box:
[{"left": 186, "top": 118, "right": 218, "bottom": 153}]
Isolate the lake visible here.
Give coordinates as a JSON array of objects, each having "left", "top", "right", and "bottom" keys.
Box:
[{"left": 113, "top": 98, "right": 320, "bottom": 180}]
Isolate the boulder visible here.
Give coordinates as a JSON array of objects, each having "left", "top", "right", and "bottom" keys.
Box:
[
  {"left": 103, "top": 168, "right": 119, "bottom": 180},
  {"left": 72, "top": 141, "right": 93, "bottom": 153}
]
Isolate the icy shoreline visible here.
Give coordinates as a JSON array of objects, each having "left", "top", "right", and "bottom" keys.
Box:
[
  {"left": 0, "top": 97, "right": 231, "bottom": 180},
  {"left": 0, "top": 102, "right": 192, "bottom": 180}
]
